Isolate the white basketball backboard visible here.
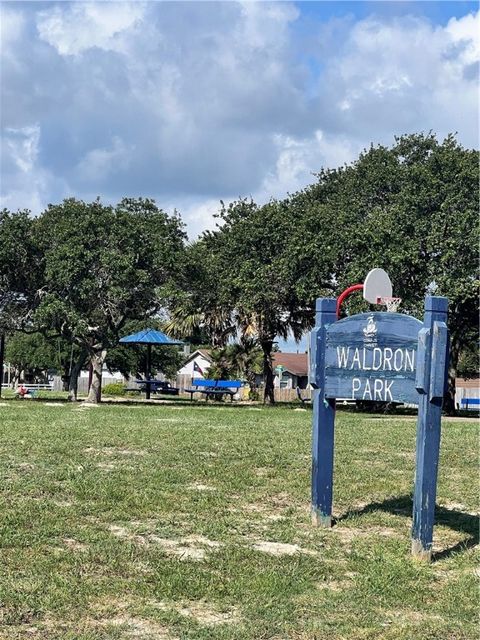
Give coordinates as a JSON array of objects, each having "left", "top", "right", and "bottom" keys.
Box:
[{"left": 363, "top": 268, "right": 393, "bottom": 304}]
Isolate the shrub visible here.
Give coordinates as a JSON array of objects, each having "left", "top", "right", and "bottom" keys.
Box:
[{"left": 102, "top": 383, "right": 126, "bottom": 396}]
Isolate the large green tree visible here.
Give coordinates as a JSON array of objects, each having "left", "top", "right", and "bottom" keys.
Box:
[
  {"left": 166, "top": 198, "right": 336, "bottom": 403},
  {"left": 0, "top": 209, "right": 41, "bottom": 330},
  {"left": 3, "top": 332, "right": 80, "bottom": 388},
  {"left": 0, "top": 210, "right": 42, "bottom": 395},
  {"left": 286, "top": 133, "right": 479, "bottom": 411},
  {"left": 31, "top": 197, "right": 185, "bottom": 402},
  {"left": 195, "top": 199, "right": 315, "bottom": 403}
]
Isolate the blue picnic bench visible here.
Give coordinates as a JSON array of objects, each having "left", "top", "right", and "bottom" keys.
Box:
[
  {"left": 460, "top": 397, "right": 480, "bottom": 410},
  {"left": 185, "top": 379, "right": 242, "bottom": 402}
]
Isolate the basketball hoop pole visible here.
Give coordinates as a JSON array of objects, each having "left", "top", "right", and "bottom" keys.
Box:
[{"left": 336, "top": 284, "right": 363, "bottom": 318}]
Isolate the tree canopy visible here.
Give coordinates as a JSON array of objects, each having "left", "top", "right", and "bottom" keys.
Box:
[
  {"left": 30, "top": 197, "right": 185, "bottom": 401},
  {"left": 285, "top": 133, "right": 478, "bottom": 408},
  {"left": 1, "top": 133, "right": 477, "bottom": 410}
]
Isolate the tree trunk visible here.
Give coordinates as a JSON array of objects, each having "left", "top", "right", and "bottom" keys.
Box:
[
  {"left": 10, "top": 367, "right": 20, "bottom": 388},
  {"left": 0, "top": 334, "right": 4, "bottom": 399},
  {"left": 261, "top": 340, "right": 275, "bottom": 404},
  {"left": 444, "top": 335, "right": 460, "bottom": 416},
  {"left": 68, "top": 350, "right": 87, "bottom": 402},
  {"left": 86, "top": 349, "right": 106, "bottom": 404}
]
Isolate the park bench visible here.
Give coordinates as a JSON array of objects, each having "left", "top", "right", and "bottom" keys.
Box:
[
  {"left": 185, "top": 379, "right": 242, "bottom": 402},
  {"left": 460, "top": 397, "right": 480, "bottom": 410}
]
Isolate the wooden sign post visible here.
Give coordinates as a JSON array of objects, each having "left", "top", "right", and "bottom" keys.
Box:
[{"left": 310, "top": 295, "right": 449, "bottom": 561}]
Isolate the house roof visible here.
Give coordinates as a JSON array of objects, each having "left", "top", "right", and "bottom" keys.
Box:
[
  {"left": 273, "top": 352, "right": 308, "bottom": 376},
  {"left": 456, "top": 378, "right": 480, "bottom": 389},
  {"left": 182, "top": 348, "right": 213, "bottom": 365}
]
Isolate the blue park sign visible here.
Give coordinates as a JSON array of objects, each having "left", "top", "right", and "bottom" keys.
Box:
[
  {"left": 309, "top": 296, "right": 449, "bottom": 561},
  {"left": 325, "top": 312, "right": 422, "bottom": 404}
]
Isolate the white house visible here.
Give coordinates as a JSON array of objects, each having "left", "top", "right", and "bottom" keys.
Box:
[{"left": 177, "top": 349, "right": 213, "bottom": 379}]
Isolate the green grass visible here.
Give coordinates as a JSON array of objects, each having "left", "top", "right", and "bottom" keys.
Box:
[{"left": 0, "top": 400, "right": 478, "bottom": 639}]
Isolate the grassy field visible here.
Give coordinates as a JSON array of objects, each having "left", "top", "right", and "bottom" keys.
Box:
[{"left": 0, "top": 399, "right": 478, "bottom": 639}]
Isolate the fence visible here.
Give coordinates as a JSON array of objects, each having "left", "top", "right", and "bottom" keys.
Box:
[
  {"left": 455, "top": 378, "right": 480, "bottom": 410},
  {"left": 49, "top": 375, "right": 127, "bottom": 394}
]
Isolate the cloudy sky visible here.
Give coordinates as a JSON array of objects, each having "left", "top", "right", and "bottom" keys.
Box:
[{"left": 1, "top": 1, "right": 478, "bottom": 238}]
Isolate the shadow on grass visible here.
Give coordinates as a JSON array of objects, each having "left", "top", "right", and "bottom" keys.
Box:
[
  {"left": 0, "top": 395, "right": 313, "bottom": 410},
  {"left": 335, "top": 494, "right": 479, "bottom": 562}
]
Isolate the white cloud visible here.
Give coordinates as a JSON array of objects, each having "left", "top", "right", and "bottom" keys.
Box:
[
  {"left": 445, "top": 12, "right": 480, "bottom": 65},
  {"left": 77, "top": 136, "right": 134, "bottom": 182},
  {"left": 1, "top": 3, "right": 478, "bottom": 232},
  {"left": 238, "top": 1, "right": 299, "bottom": 50},
  {"left": 4, "top": 124, "right": 40, "bottom": 173},
  {"left": 260, "top": 131, "right": 359, "bottom": 198},
  {"left": 37, "top": 2, "right": 145, "bottom": 56},
  {"left": 0, "top": 4, "right": 25, "bottom": 48},
  {"left": 320, "top": 12, "right": 479, "bottom": 144},
  {"left": 172, "top": 197, "right": 224, "bottom": 239},
  {"left": 1, "top": 124, "right": 70, "bottom": 213}
]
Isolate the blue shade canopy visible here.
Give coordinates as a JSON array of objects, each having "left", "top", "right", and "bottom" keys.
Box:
[{"left": 119, "top": 328, "right": 184, "bottom": 346}]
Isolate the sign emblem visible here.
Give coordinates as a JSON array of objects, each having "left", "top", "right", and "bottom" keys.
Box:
[{"left": 363, "top": 315, "right": 377, "bottom": 341}]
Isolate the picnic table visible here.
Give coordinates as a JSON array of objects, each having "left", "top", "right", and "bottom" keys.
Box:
[
  {"left": 184, "top": 379, "right": 242, "bottom": 402},
  {"left": 132, "top": 380, "right": 180, "bottom": 396}
]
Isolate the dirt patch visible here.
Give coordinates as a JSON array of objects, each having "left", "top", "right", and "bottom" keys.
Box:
[
  {"left": 187, "top": 482, "right": 216, "bottom": 491},
  {"left": 62, "top": 538, "right": 88, "bottom": 552},
  {"left": 315, "top": 578, "right": 352, "bottom": 592},
  {"left": 178, "top": 603, "right": 239, "bottom": 626},
  {"left": 438, "top": 501, "right": 479, "bottom": 515},
  {"left": 252, "top": 541, "right": 317, "bottom": 557},
  {"left": 99, "top": 615, "right": 175, "bottom": 639},
  {"left": 332, "top": 526, "right": 402, "bottom": 544},
  {"left": 380, "top": 609, "right": 444, "bottom": 625},
  {"left": 240, "top": 496, "right": 295, "bottom": 524},
  {"left": 97, "top": 462, "right": 120, "bottom": 471},
  {"left": 52, "top": 499, "right": 73, "bottom": 507},
  {"left": 108, "top": 524, "right": 222, "bottom": 560},
  {"left": 155, "top": 539, "right": 207, "bottom": 560},
  {"left": 152, "top": 600, "right": 240, "bottom": 626},
  {"left": 394, "top": 451, "right": 415, "bottom": 460},
  {"left": 185, "top": 535, "right": 221, "bottom": 548},
  {"left": 109, "top": 524, "right": 138, "bottom": 542},
  {"left": 43, "top": 402, "right": 64, "bottom": 406},
  {"left": 16, "top": 462, "right": 35, "bottom": 472},
  {"left": 114, "top": 448, "right": 146, "bottom": 456},
  {"left": 85, "top": 446, "right": 147, "bottom": 456}
]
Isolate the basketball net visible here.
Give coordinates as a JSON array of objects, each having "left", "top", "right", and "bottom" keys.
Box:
[{"left": 377, "top": 296, "right": 402, "bottom": 313}]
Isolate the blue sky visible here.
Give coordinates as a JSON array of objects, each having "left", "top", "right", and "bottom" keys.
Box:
[{"left": 1, "top": 1, "right": 478, "bottom": 351}]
